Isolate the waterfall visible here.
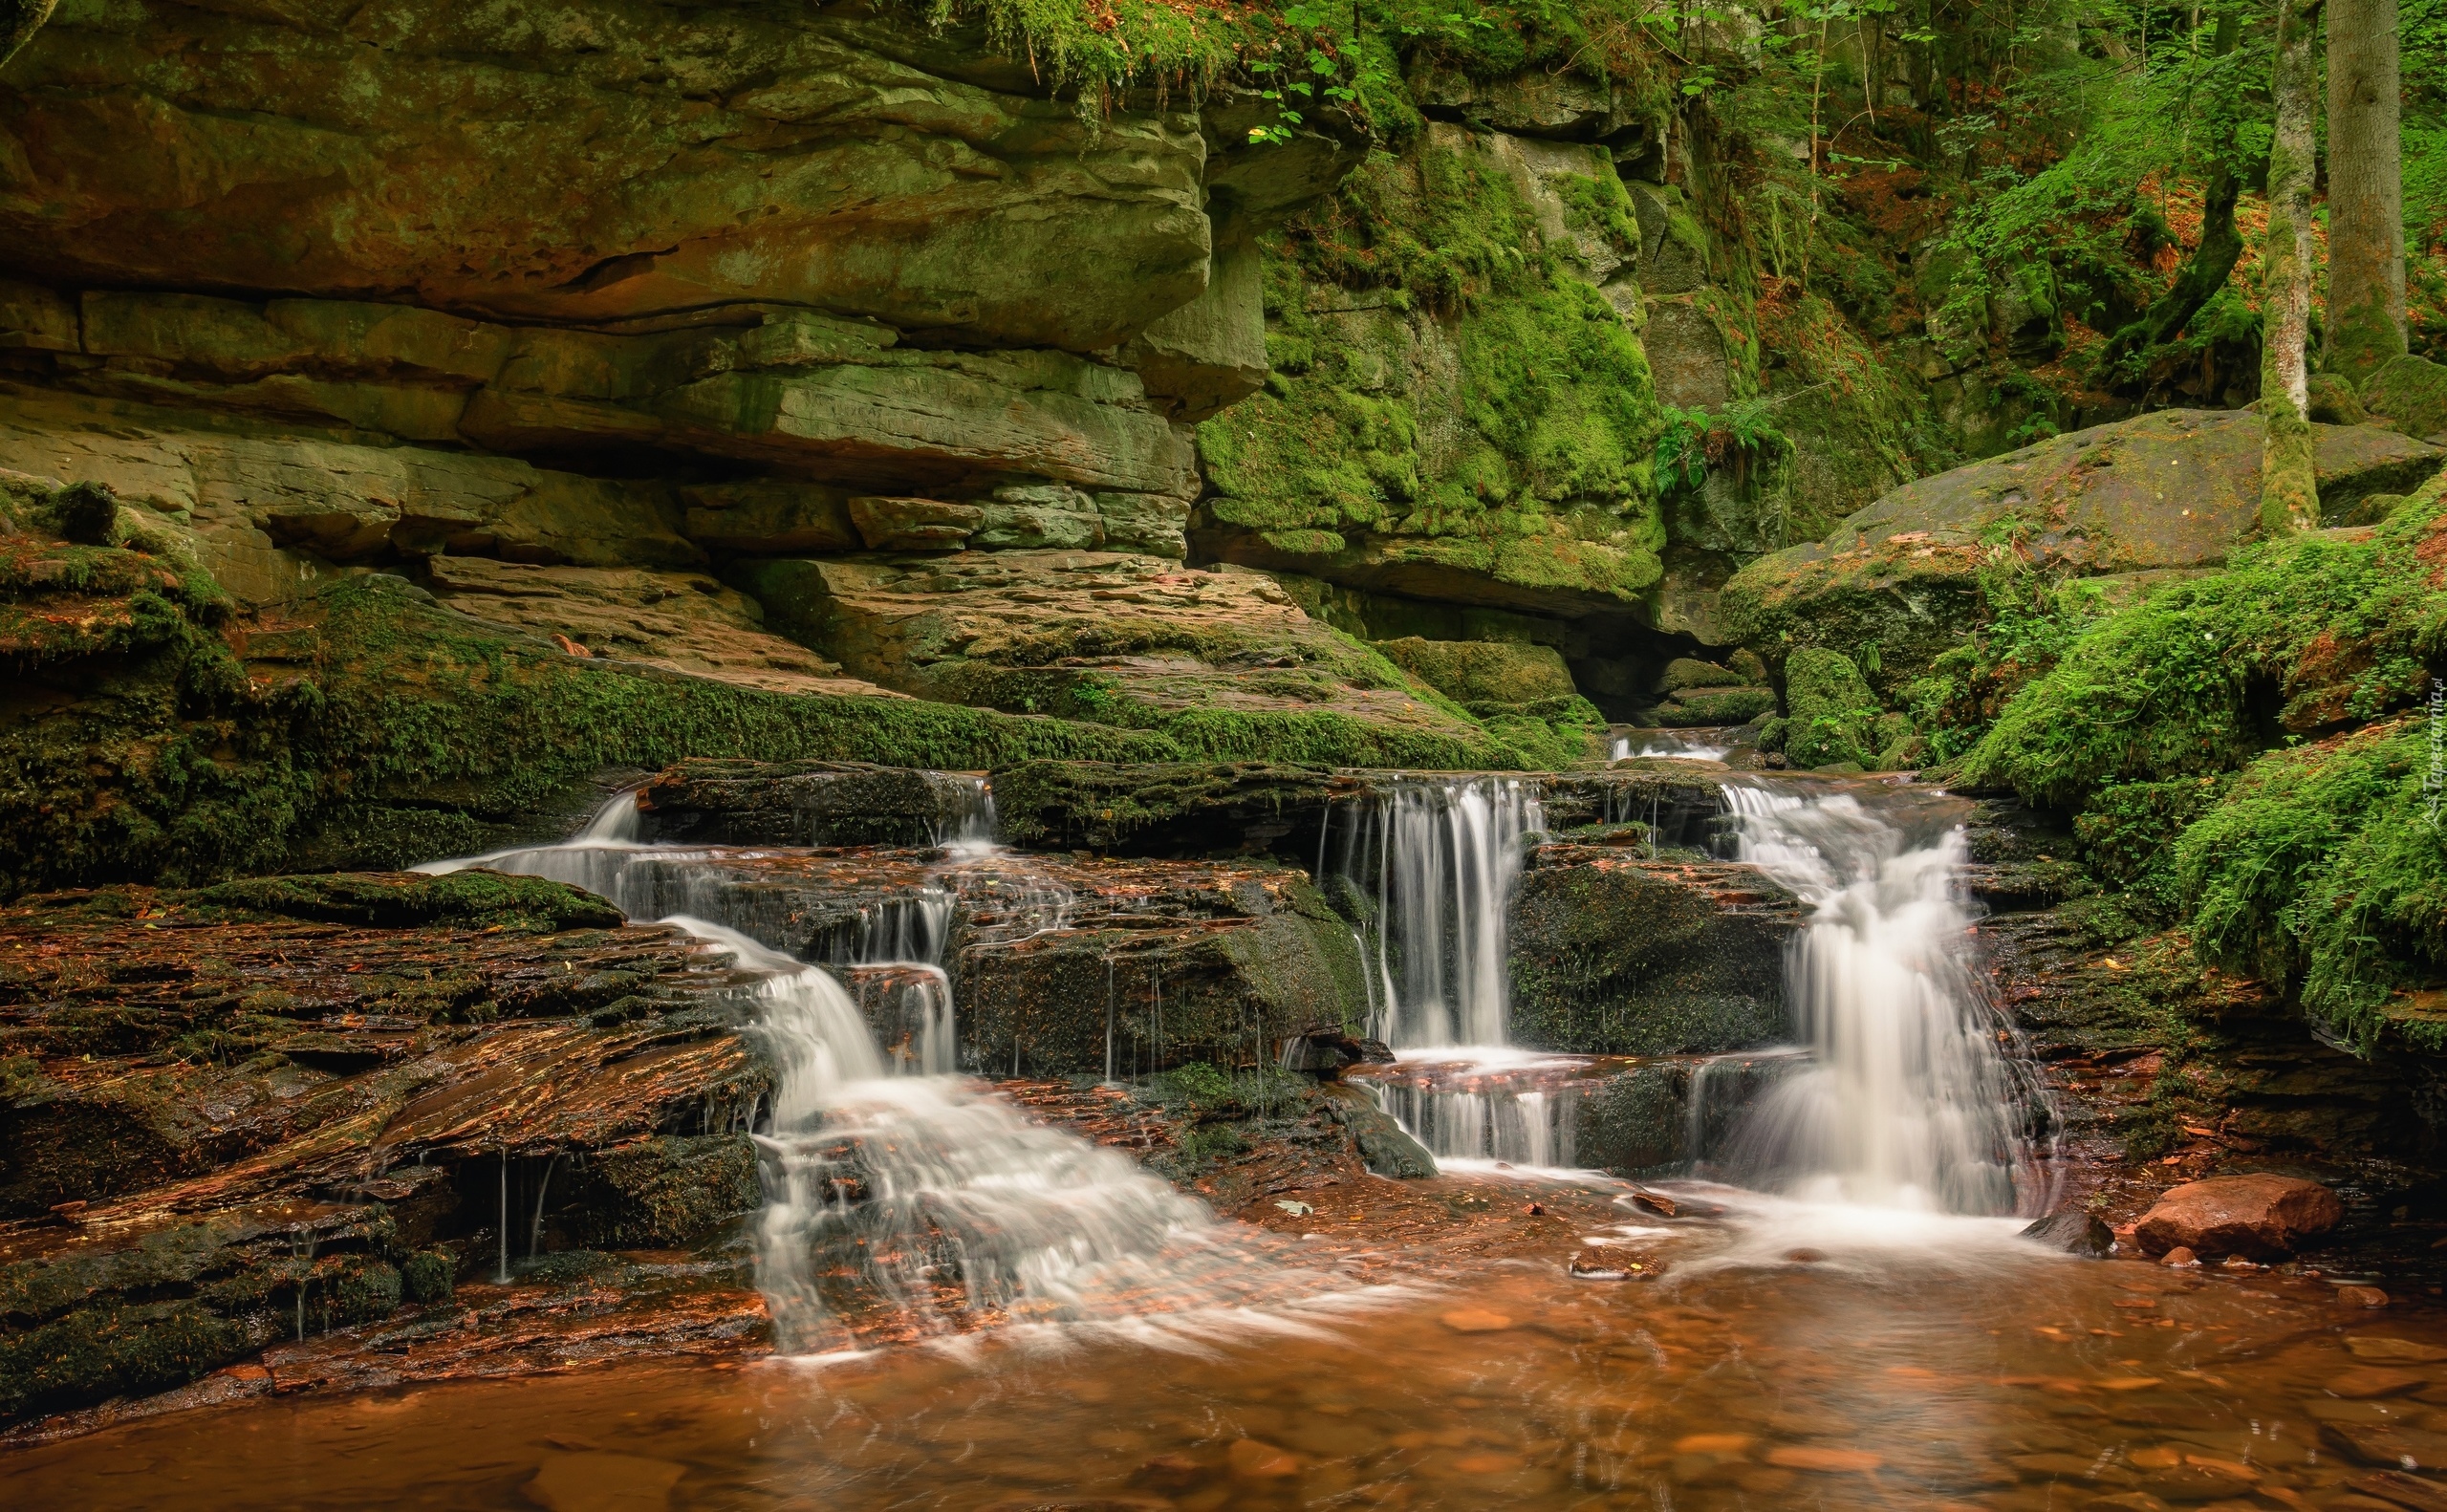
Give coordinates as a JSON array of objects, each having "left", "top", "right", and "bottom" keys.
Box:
[
  {"left": 1335, "top": 777, "right": 1542, "bottom": 1049},
  {"left": 420, "top": 793, "right": 1324, "bottom": 1352},
  {"left": 1611, "top": 731, "right": 1731, "bottom": 762},
  {"left": 1713, "top": 781, "right": 2045, "bottom": 1214}
]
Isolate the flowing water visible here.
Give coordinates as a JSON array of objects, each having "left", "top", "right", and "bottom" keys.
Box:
[
  {"left": 419, "top": 790, "right": 1345, "bottom": 1356},
  {"left": 26, "top": 768, "right": 2400, "bottom": 1507},
  {"left": 1609, "top": 729, "right": 1735, "bottom": 762},
  {"left": 1331, "top": 777, "right": 1543, "bottom": 1052},
  {"left": 17, "top": 1182, "right": 2439, "bottom": 1511}
]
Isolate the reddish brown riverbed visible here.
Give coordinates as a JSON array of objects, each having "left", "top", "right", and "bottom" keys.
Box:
[{"left": 13, "top": 1177, "right": 2446, "bottom": 1511}]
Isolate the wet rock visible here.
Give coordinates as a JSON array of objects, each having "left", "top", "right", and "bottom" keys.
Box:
[
  {"left": 592, "top": 847, "right": 1369, "bottom": 1076},
  {"left": 1568, "top": 1245, "right": 1666, "bottom": 1280},
  {"left": 1311, "top": 1085, "right": 1436, "bottom": 1178},
  {"left": 2349, "top": 1337, "right": 2447, "bottom": 1364},
  {"left": 2132, "top": 1174, "right": 2345, "bottom": 1259},
  {"left": 1279, "top": 1026, "right": 1396, "bottom": 1079},
  {"left": 2160, "top": 1246, "right": 2199, "bottom": 1267},
  {"left": 639, "top": 760, "right": 985, "bottom": 848},
  {"left": 2020, "top": 1208, "right": 2116, "bottom": 1258},
  {"left": 0, "top": 879, "right": 765, "bottom": 1424},
  {"left": 2348, "top": 1471, "right": 2447, "bottom": 1512},
  {"left": 988, "top": 761, "right": 1355, "bottom": 856},
  {"left": 2339, "top": 1285, "right": 2394, "bottom": 1308},
  {"left": 1508, "top": 849, "right": 1802, "bottom": 1055},
  {"left": 2328, "top": 1367, "right": 2429, "bottom": 1398}
]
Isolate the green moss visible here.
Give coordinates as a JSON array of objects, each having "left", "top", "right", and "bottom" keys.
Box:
[
  {"left": 398, "top": 1250, "right": 455, "bottom": 1306},
  {"left": 2072, "top": 777, "right": 2229, "bottom": 914},
  {"left": 1782, "top": 647, "right": 1882, "bottom": 769},
  {"left": 183, "top": 872, "right": 625, "bottom": 932},
  {"left": 574, "top": 1134, "right": 759, "bottom": 1248},
  {"left": 1200, "top": 137, "right": 1663, "bottom": 610},
  {"left": 1656, "top": 686, "right": 1774, "bottom": 726},
  {"left": 0, "top": 1302, "right": 249, "bottom": 1421},
  {"left": 1957, "top": 482, "right": 2447, "bottom": 810}
]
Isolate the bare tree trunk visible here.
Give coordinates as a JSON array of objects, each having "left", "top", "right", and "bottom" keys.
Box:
[
  {"left": 2325, "top": 0, "right": 2406, "bottom": 379},
  {"left": 1, "top": 0, "right": 58, "bottom": 71},
  {"left": 2259, "top": 0, "right": 2323, "bottom": 534}
]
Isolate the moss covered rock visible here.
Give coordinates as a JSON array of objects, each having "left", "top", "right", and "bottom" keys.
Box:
[
  {"left": 1723, "top": 410, "right": 2445, "bottom": 694},
  {"left": 1372, "top": 637, "right": 1580, "bottom": 707},
  {"left": 1508, "top": 849, "right": 1803, "bottom": 1054},
  {"left": 1782, "top": 648, "right": 1881, "bottom": 769},
  {"left": 2365, "top": 353, "right": 2447, "bottom": 443}
]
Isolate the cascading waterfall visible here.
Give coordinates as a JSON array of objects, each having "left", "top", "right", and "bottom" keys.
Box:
[
  {"left": 1712, "top": 781, "right": 2047, "bottom": 1214},
  {"left": 1330, "top": 778, "right": 1573, "bottom": 1164},
  {"left": 420, "top": 788, "right": 1319, "bottom": 1352},
  {"left": 1334, "top": 777, "right": 1542, "bottom": 1050},
  {"left": 1609, "top": 731, "right": 1732, "bottom": 762}
]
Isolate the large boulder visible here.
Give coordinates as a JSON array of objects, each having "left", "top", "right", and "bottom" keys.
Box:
[
  {"left": 1722, "top": 410, "right": 2445, "bottom": 692},
  {"left": 1508, "top": 849, "right": 1804, "bottom": 1054},
  {"left": 2132, "top": 1174, "right": 2346, "bottom": 1259},
  {"left": 2366, "top": 354, "right": 2447, "bottom": 444}
]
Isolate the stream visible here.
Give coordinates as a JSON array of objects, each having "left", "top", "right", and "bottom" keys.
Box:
[{"left": 11, "top": 768, "right": 2438, "bottom": 1508}]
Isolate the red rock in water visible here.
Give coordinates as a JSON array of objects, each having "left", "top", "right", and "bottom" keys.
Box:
[
  {"left": 2133, "top": 1174, "right": 2345, "bottom": 1259},
  {"left": 2160, "top": 1246, "right": 2199, "bottom": 1267}
]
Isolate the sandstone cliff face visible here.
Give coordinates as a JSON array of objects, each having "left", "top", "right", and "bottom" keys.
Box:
[{"left": 1, "top": 0, "right": 1511, "bottom": 755}]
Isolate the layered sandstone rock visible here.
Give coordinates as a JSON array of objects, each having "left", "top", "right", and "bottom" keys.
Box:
[{"left": 0, "top": 0, "right": 1414, "bottom": 745}]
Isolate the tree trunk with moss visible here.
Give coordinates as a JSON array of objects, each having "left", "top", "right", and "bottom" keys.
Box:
[
  {"left": 0, "top": 0, "right": 56, "bottom": 69},
  {"left": 2324, "top": 0, "right": 2406, "bottom": 380},
  {"left": 2258, "top": 0, "right": 2323, "bottom": 534}
]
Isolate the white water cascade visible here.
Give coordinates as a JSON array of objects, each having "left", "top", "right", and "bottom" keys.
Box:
[
  {"left": 1334, "top": 777, "right": 1542, "bottom": 1050},
  {"left": 422, "top": 789, "right": 1330, "bottom": 1353},
  {"left": 1714, "top": 781, "right": 2045, "bottom": 1214}
]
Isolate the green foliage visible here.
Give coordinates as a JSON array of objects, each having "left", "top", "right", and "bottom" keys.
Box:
[
  {"left": 2071, "top": 776, "right": 2228, "bottom": 914},
  {"left": 1905, "top": 547, "right": 2118, "bottom": 761},
  {"left": 2176, "top": 718, "right": 2447, "bottom": 1049},
  {"left": 1958, "top": 485, "right": 2447, "bottom": 810},
  {"left": 1654, "top": 399, "right": 1794, "bottom": 496}
]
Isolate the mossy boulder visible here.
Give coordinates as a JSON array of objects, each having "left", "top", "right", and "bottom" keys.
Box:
[
  {"left": 1508, "top": 850, "right": 1803, "bottom": 1054},
  {"left": 2365, "top": 354, "right": 2447, "bottom": 443},
  {"left": 1372, "top": 637, "right": 1579, "bottom": 708},
  {"left": 1781, "top": 648, "right": 1881, "bottom": 769},
  {"left": 1659, "top": 658, "right": 1743, "bottom": 691},
  {"left": 1655, "top": 685, "right": 1775, "bottom": 727},
  {"left": 571, "top": 1134, "right": 760, "bottom": 1248},
  {"left": 1722, "top": 410, "right": 2445, "bottom": 694},
  {"left": 988, "top": 761, "right": 1350, "bottom": 855}
]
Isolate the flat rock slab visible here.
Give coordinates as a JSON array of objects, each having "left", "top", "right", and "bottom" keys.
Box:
[{"left": 735, "top": 551, "right": 1488, "bottom": 751}]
